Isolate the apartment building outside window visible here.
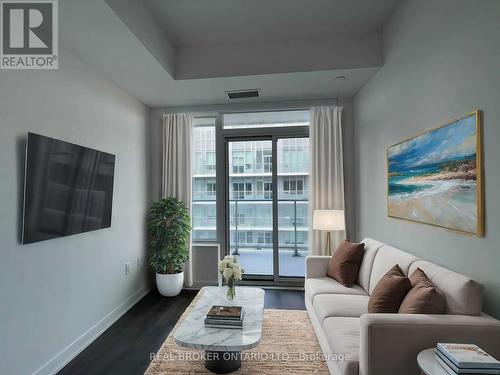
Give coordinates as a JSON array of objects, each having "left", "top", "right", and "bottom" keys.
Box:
[
  {"left": 192, "top": 117, "right": 217, "bottom": 241},
  {"left": 192, "top": 109, "right": 310, "bottom": 282},
  {"left": 226, "top": 110, "right": 309, "bottom": 279}
]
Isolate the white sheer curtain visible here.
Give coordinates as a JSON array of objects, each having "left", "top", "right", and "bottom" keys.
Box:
[
  {"left": 309, "top": 106, "right": 346, "bottom": 256},
  {"left": 162, "top": 113, "right": 194, "bottom": 286}
]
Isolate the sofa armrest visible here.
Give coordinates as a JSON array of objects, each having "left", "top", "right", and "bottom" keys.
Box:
[
  {"left": 305, "top": 256, "right": 330, "bottom": 279},
  {"left": 359, "top": 313, "right": 500, "bottom": 375}
]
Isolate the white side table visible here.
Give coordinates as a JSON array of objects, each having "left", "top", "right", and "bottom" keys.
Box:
[{"left": 417, "top": 348, "right": 448, "bottom": 375}]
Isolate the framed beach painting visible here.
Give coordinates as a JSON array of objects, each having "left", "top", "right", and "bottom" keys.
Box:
[{"left": 387, "top": 111, "right": 483, "bottom": 236}]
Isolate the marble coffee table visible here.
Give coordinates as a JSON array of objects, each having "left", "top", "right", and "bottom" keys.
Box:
[{"left": 174, "top": 286, "right": 265, "bottom": 373}]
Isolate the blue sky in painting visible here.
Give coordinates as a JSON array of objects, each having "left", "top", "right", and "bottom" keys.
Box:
[{"left": 388, "top": 115, "right": 476, "bottom": 171}]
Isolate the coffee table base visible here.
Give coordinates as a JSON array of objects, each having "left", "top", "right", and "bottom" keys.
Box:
[{"left": 205, "top": 350, "right": 242, "bottom": 374}]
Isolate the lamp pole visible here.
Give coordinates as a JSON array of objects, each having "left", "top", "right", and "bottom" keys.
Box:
[{"left": 325, "top": 231, "right": 332, "bottom": 255}]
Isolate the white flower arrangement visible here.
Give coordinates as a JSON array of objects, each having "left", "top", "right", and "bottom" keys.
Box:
[
  {"left": 218, "top": 255, "right": 244, "bottom": 281},
  {"left": 218, "top": 255, "right": 244, "bottom": 299}
]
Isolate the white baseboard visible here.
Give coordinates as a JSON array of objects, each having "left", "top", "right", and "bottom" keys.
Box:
[{"left": 33, "top": 285, "right": 152, "bottom": 375}]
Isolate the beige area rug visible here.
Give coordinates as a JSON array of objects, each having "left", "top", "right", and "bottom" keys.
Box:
[{"left": 145, "top": 291, "right": 329, "bottom": 374}]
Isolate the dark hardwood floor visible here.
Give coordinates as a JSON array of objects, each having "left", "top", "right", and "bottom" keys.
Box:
[{"left": 58, "top": 287, "right": 305, "bottom": 375}]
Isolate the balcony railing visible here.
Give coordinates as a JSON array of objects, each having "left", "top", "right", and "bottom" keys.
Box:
[
  {"left": 191, "top": 198, "right": 310, "bottom": 256},
  {"left": 230, "top": 199, "right": 308, "bottom": 256}
]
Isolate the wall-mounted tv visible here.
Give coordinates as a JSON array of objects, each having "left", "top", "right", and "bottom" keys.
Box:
[{"left": 22, "top": 133, "right": 116, "bottom": 244}]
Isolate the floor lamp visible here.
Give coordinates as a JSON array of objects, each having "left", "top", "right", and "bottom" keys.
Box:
[{"left": 313, "top": 210, "right": 346, "bottom": 255}]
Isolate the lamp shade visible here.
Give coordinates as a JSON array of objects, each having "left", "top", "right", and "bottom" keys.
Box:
[{"left": 313, "top": 210, "right": 345, "bottom": 231}]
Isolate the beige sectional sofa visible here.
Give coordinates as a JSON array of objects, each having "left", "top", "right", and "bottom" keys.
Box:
[{"left": 305, "top": 238, "right": 500, "bottom": 375}]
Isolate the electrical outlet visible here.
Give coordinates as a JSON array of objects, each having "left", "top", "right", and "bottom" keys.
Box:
[{"left": 125, "top": 262, "right": 131, "bottom": 275}]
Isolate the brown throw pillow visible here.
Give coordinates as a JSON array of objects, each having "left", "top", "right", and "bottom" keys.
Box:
[
  {"left": 368, "top": 265, "right": 412, "bottom": 313},
  {"left": 399, "top": 268, "right": 446, "bottom": 314},
  {"left": 326, "top": 241, "right": 365, "bottom": 287},
  {"left": 409, "top": 267, "right": 428, "bottom": 286}
]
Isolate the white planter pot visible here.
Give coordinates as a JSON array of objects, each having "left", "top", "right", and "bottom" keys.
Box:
[{"left": 156, "top": 271, "right": 184, "bottom": 297}]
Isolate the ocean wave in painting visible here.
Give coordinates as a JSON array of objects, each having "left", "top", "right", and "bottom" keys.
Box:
[{"left": 387, "top": 113, "right": 479, "bottom": 234}]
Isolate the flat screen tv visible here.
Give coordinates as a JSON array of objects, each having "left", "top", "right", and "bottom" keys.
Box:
[{"left": 22, "top": 133, "right": 115, "bottom": 244}]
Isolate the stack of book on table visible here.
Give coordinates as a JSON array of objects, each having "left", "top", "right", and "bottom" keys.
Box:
[
  {"left": 436, "top": 343, "right": 500, "bottom": 375},
  {"left": 204, "top": 305, "right": 244, "bottom": 329}
]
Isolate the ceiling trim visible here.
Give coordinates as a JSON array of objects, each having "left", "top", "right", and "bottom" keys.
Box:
[{"left": 105, "top": 0, "right": 176, "bottom": 76}]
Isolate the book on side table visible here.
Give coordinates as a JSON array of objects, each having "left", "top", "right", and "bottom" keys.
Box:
[
  {"left": 435, "top": 343, "right": 500, "bottom": 375},
  {"left": 204, "top": 305, "right": 244, "bottom": 329}
]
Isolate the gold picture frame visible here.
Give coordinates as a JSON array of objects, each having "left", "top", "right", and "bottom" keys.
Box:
[{"left": 387, "top": 110, "right": 484, "bottom": 236}]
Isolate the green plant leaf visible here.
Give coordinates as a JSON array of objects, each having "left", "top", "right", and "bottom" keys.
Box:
[{"left": 148, "top": 197, "right": 192, "bottom": 274}]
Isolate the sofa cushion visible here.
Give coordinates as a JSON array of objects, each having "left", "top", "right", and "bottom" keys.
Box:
[
  {"left": 357, "top": 238, "right": 385, "bottom": 292},
  {"left": 369, "top": 245, "right": 418, "bottom": 294},
  {"left": 409, "top": 260, "right": 484, "bottom": 316},
  {"left": 314, "top": 294, "right": 369, "bottom": 322},
  {"left": 327, "top": 240, "right": 365, "bottom": 287},
  {"left": 368, "top": 265, "right": 412, "bottom": 313},
  {"left": 323, "top": 317, "right": 360, "bottom": 375},
  {"left": 305, "top": 277, "right": 367, "bottom": 303}
]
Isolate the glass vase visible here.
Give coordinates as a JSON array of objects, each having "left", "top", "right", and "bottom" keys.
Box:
[{"left": 226, "top": 278, "right": 236, "bottom": 300}]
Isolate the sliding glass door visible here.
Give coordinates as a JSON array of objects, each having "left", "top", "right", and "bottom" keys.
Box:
[
  {"left": 223, "top": 111, "right": 310, "bottom": 284},
  {"left": 228, "top": 140, "right": 273, "bottom": 276}
]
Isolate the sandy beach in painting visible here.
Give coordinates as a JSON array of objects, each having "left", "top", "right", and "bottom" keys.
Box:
[
  {"left": 388, "top": 178, "right": 477, "bottom": 233},
  {"left": 387, "top": 113, "right": 479, "bottom": 233}
]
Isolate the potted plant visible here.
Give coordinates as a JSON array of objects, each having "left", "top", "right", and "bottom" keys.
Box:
[{"left": 149, "top": 197, "right": 191, "bottom": 297}]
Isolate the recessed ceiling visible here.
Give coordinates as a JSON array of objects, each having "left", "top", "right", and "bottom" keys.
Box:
[
  {"left": 59, "top": 0, "right": 402, "bottom": 107},
  {"left": 144, "top": 0, "right": 401, "bottom": 46}
]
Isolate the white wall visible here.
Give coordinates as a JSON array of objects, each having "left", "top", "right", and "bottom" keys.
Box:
[
  {"left": 0, "top": 49, "right": 152, "bottom": 374},
  {"left": 354, "top": 0, "right": 500, "bottom": 317}
]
